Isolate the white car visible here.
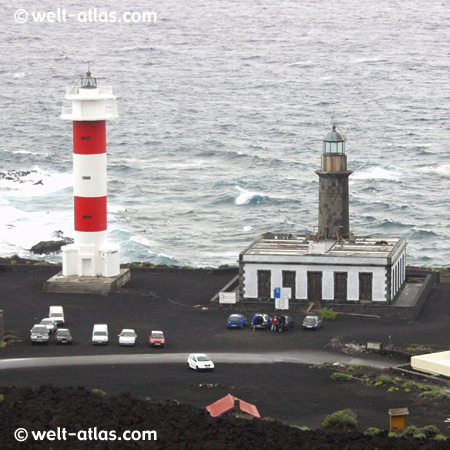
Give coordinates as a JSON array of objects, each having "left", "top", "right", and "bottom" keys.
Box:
[
  {"left": 92, "top": 324, "right": 108, "bottom": 345},
  {"left": 187, "top": 353, "right": 214, "bottom": 371},
  {"left": 40, "top": 318, "right": 57, "bottom": 334},
  {"left": 49, "top": 305, "right": 65, "bottom": 325},
  {"left": 118, "top": 329, "right": 137, "bottom": 346}
]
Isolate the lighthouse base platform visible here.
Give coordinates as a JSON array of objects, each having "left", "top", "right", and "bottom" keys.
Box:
[{"left": 45, "top": 269, "right": 130, "bottom": 295}]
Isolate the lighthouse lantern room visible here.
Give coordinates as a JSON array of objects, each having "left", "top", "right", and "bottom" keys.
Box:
[{"left": 60, "top": 69, "right": 120, "bottom": 277}]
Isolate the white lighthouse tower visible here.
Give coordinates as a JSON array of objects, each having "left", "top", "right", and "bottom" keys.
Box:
[{"left": 60, "top": 69, "right": 120, "bottom": 278}]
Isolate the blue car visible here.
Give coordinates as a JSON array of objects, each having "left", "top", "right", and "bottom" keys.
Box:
[{"left": 227, "top": 314, "right": 247, "bottom": 329}]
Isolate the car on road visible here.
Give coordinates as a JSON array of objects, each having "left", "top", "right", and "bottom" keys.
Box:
[
  {"left": 187, "top": 353, "right": 214, "bottom": 371},
  {"left": 55, "top": 328, "right": 73, "bottom": 345},
  {"left": 302, "top": 314, "right": 323, "bottom": 330},
  {"left": 92, "top": 324, "right": 109, "bottom": 345},
  {"left": 227, "top": 314, "right": 247, "bottom": 329},
  {"left": 149, "top": 330, "right": 165, "bottom": 347},
  {"left": 40, "top": 318, "right": 58, "bottom": 334},
  {"left": 252, "top": 313, "right": 270, "bottom": 330},
  {"left": 276, "top": 315, "right": 295, "bottom": 331},
  {"left": 118, "top": 329, "right": 137, "bottom": 346},
  {"left": 30, "top": 325, "right": 49, "bottom": 343}
]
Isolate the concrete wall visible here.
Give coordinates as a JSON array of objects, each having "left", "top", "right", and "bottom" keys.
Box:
[{"left": 411, "top": 351, "right": 450, "bottom": 378}]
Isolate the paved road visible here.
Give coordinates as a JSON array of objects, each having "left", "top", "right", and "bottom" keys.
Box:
[{"left": 0, "top": 350, "right": 398, "bottom": 370}]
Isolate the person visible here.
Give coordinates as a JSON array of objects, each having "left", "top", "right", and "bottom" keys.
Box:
[
  {"left": 271, "top": 315, "right": 278, "bottom": 331},
  {"left": 278, "top": 316, "right": 285, "bottom": 332},
  {"left": 252, "top": 314, "right": 258, "bottom": 331},
  {"left": 267, "top": 316, "right": 272, "bottom": 329}
]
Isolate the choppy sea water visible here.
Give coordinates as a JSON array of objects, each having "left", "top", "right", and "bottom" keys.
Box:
[{"left": 1, "top": 0, "right": 449, "bottom": 267}]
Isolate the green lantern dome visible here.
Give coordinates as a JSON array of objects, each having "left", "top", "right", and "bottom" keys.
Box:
[{"left": 322, "top": 124, "right": 345, "bottom": 154}]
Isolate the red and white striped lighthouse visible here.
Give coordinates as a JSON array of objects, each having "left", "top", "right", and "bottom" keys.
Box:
[{"left": 60, "top": 69, "right": 120, "bottom": 277}]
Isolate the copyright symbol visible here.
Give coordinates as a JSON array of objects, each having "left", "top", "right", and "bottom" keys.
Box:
[
  {"left": 15, "top": 9, "right": 28, "bottom": 24},
  {"left": 14, "top": 428, "right": 28, "bottom": 442}
]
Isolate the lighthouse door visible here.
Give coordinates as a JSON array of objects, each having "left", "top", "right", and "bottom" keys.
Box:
[{"left": 81, "top": 258, "right": 93, "bottom": 276}]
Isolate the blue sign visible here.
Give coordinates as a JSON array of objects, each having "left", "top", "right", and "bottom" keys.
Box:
[{"left": 274, "top": 287, "right": 281, "bottom": 298}]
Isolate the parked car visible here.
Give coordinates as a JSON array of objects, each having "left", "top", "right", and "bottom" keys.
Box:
[
  {"left": 118, "top": 329, "right": 137, "bottom": 346},
  {"left": 49, "top": 305, "right": 65, "bottom": 325},
  {"left": 40, "top": 318, "right": 58, "bottom": 334},
  {"left": 251, "top": 313, "right": 270, "bottom": 330},
  {"left": 55, "top": 328, "right": 73, "bottom": 345},
  {"left": 92, "top": 324, "right": 109, "bottom": 345},
  {"left": 276, "top": 315, "right": 295, "bottom": 331},
  {"left": 187, "top": 353, "right": 214, "bottom": 371},
  {"left": 302, "top": 314, "right": 323, "bottom": 330},
  {"left": 149, "top": 330, "right": 165, "bottom": 347},
  {"left": 227, "top": 314, "right": 247, "bottom": 329},
  {"left": 30, "top": 325, "right": 49, "bottom": 344}
]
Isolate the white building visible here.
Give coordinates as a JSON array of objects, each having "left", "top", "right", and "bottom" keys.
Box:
[{"left": 239, "top": 233, "right": 406, "bottom": 303}]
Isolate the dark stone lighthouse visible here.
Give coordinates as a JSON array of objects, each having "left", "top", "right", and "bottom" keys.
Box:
[{"left": 316, "top": 124, "right": 352, "bottom": 240}]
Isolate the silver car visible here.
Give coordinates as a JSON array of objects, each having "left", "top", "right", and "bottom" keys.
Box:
[
  {"left": 30, "top": 325, "right": 49, "bottom": 343},
  {"left": 40, "top": 318, "right": 58, "bottom": 334}
]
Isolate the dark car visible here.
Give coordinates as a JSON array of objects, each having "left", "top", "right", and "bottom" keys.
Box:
[
  {"left": 251, "top": 313, "right": 270, "bottom": 330},
  {"left": 302, "top": 314, "right": 323, "bottom": 330},
  {"left": 55, "top": 328, "right": 73, "bottom": 345},
  {"left": 227, "top": 314, "right": 247, "bottom": 329},
  {"left": 276, "top": 315, "right": 295, "bottom": 331}
]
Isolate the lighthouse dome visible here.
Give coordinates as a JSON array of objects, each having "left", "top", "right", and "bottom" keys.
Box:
[{"left": 322, "top": 124, "right": 345, "bottom": 154}]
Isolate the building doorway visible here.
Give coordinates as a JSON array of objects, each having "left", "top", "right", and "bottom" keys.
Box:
[
  {"left": 334, "top": 272, "right": 348, "bottom": 302},
  {"left": 307, "top": 271, "right": 322, "bottom": 301},
  {"left": 359, "top": 272, "right": 373, "bottom": 302},
  {"left": 257, "top": 270, "right": 271, "bottom": 301},
  {"left": 282, "top": 271, "right": 296, "bottom": 300}
]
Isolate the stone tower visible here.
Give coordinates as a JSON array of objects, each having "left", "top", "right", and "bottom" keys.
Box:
[{"left": 316, "top": 124, "right": 352, "bottom": 240}]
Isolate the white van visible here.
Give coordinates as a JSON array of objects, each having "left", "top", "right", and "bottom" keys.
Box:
[
  {"left": 92, "top": 324, "right": 108, "bottom": 345},
  {"left": 49, "top": 306, "right": 64, "bottom": 325}
]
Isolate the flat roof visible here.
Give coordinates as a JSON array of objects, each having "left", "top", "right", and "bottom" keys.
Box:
[{"left": 241, "top": 233, "right": 406, "bottom": 261}]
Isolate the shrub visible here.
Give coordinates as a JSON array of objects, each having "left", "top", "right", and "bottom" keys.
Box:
[
  {"left": 418, "top": 389, "right": 450, "bottom": 401},
  {"left": 318, "top": 307, "right": 337, "bottom": 321},
  {"left": 348, "top": 364, "right": 365, "bottom": 371},
  {"left": 0, "top": 394, "right": 4, "bottom": 402},
  {"left": 434, "top": 434, "right": 447, "bottom": 441},
  {"left": 91, "top": 389, "right": 107, "bottom": 397},
  {"left": 420, "top": 425, "right": 440, "bottom": 438},
  {"left": 374, "top": 375, "right": 392, "bottom": 386},
  {"left": 322, "top": 409, "right": 358, "bottom": 429},
  {"left": 388, "top": 432, "right": 398, "bottom": 438},
  {"left": 0, "top": 342, "right": 6, "bottom": 348},
  {"left": 290, "top": 425, "right": 309, "bottom": 431},
  {"left": 402, "top": 380, "right": 417, "bottom": 389},
  {"left": 364, "top": 427, "right": 381, "bottom": 436},
  {"left": 402, "top": 425, "right": 419, "bottom": 437},
  {"left": 330, "top": 372, "right": 352, "bottom": 381}
]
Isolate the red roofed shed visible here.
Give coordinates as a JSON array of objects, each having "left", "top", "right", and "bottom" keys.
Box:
[{"left": 206, "top": 394, "right": 260, "bottom": 419}]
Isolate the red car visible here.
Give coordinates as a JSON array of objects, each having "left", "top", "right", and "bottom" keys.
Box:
[{"left": 149, "top": 330, "right": 165, "bottom": 348}]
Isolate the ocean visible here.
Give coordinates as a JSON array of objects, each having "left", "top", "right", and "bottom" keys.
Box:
[{"left": 1, "top": 0, "right": 449, "bottom": 268}]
